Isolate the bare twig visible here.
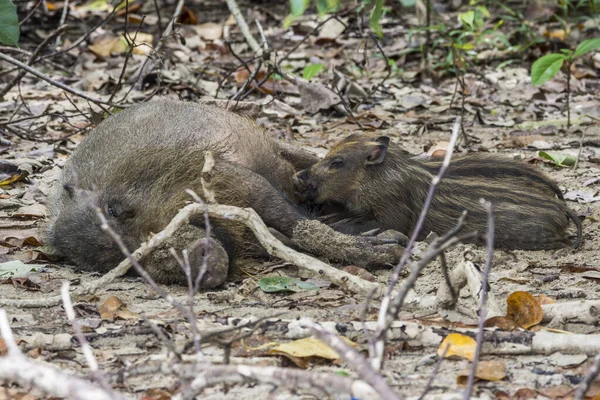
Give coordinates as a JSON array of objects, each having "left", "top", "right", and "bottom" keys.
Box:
[
  {"left": 61, "top": 283, "right": 117, "bottom": 397},
  {"left": 0, "top": 310, "right": 117, "bottom": 400},
  {"left": 574, "top": 352, "right": 600, "bottom": 400},
  {"left": 0, "top": 201, "right": 381, "bottom": 309},
  {"left": 92, "top": 206, "right": 207, "bottom": 363},
  {"left": 0, "top": 52, "right": 119, "bottom": 110},
  {"left": 0, "top": 25, "right": 68, "bottom": 98},
  {"left": 301, "top": 318, "right": 402, "bottom": 400},
  {"left": 418, "top": 344, "right": 449, "bottom": 400},
  {"left": 131, "top": 362, "right": 380, "bottom": 400},
  {"left": 370, "top": 117, "right": 461, "bottom": 370},
  {"left": 55, "top": 0, "right": 70, "bottom": 47},
  {"left": 225, "top": 0, "right": 261, "bottom": 55},
  {"left": 464, "top": 200, "right": 495, "bottom": 400},
  {"left": 573, "top": 127, "right": 587, "bottom": 170}
]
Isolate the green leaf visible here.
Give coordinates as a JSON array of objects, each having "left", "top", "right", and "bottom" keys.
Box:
[
  {"left": 398, "top": 0, "right": 415, "bottom": 7},
  {"left": 283, "top": 14, "right": 297, "bottom": 29},
  {"left": 0, "top": 260, "right": 41, "bottom": 278},
  {"left": 453, "top": 42, "right": 474, "bottom": 50},
  {"left": 459, "top": 11, "right": 475, "bottom": 30},
  {"left": 538, "top": 151, "right": 576, "bottom": 167},
  {"left": 290, "top": 0, "right": 310, "bottom": 17},
  {"left": 316, "top": 0, "right": 338, "bottom": 15},
  {"left": 0, "top": 0, "right": 20, "bottom": 47},
  {"left": 302, "top": 63, "right": 325, "bottom": 80},
  {"left": 477, "top": 5, "right": 490, "bottom": 18},
  {"left": 258, "top": 276, "right": 318, "bottom": 293},
  {"left": 573, "top": 38, "right": 600, "bottom": 59},
  {"left": 369, "top": 0, "right": 385, "bottom": 39},
  {"left": 531, "top": 53, "right": 566, "bottom": 86}
]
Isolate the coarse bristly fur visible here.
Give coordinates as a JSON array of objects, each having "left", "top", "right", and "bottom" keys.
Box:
[
  {"left": 294, "top": 132, "right": 583, "bottom": 250},
  {"left": 46, "top": 101, "right": 402, "bottom": 288}
]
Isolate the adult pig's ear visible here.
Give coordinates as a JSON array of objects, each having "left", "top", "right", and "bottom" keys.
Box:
[{"left": 366, "top": 136, "right": 390, "bottom": 165}]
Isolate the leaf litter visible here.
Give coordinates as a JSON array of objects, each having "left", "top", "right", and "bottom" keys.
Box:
[{"left": 0, "top": 0, "right": 599, "bottom": 398}]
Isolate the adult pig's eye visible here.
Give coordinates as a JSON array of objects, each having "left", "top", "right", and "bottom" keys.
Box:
[
  {"left": 107, "top": 204, "right": 117, "bottom": 217},
  {"left": 329, "top": 159, "right": 344, "bottom": 169}
]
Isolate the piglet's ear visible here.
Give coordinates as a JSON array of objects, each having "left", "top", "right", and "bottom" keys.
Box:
[{"left": 366, "top": 136, "right": 390, "bottom": 165}]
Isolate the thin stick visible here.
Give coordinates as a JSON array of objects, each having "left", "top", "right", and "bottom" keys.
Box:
[
  {"left": 93, "top": 206, "right": 207, "bottom": 363},
  {"left": 61, "top": 283, "right": 117, "bottom": 398},
  {"left": 225, "top": 0, "right": 261, "bottom": 54},
  {"left": 574, "top": 352, "right": 600, "bottom": 400},
  {"left": 0, "top": 310, "right": 117, "bottom": 400},
  {"left": 370, "top": 117, "right": 461, "bottom": 370},
  {"left": 418, "top": 344, "right": 449, "bottom": 400},
  {"left": 303, "top": 319, "right": 402, "bottom": 400},
  {"left": 0, "top": 25, "right": 68, "bottom": 98},
  {"left": 0, "top": 52, "right": 119, "bottom": 109},
  {"left": 464, "top": 200, "right": 495, "bottom": 399},
  {"left": 55, "top": 0, "right": 70, "bottom": 47}
]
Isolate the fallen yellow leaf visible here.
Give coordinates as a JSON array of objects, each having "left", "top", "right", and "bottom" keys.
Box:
[
  {"left": 269, "top": 336, "right": 356, "bottom": 360},
  {"left": 438, "top": 333, "right": 476, "bottom": 361}
]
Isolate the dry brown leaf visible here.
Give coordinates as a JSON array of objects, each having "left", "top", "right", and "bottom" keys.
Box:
[
  {"left": 343, "top": 265, "right": 376, "bottom": 282},
  {"left": 98, "top": 296, "right": 139, "bottom": 320},
  {"left": 437, "top": 333, "right": 476, "bottom": 361},
  {"left": 537, "top": 384, "right": 575, "bottom": 398},
  {"left": 457, "top": 361, "right": 507, "bottom": 385},
  {"left": 494, "top": 390, "right": 511, "bottom": 399},
  {"left": 514, "top": 388, "right": 538, "bottom": 399},
  {"left": 506, "top": 291, "right": 543, "bottom": 329},
  {"left": 178, "top": 7, "right": 198, "bottom": 25},
  {"left": 88, "top": 37, "right": 127, "bottom": 58},
  {"left": 0, "top": 338, "right": 7, "bottom": 356},
  {"left": 269, "top": 336, "right": 356, "bottom": 361},
  {"left": 297, "top": 79, "right": 342, "bottom": 114},
  {"left": 502, "top": 134, "right": 544, "bottom": 148},
  {"left": 140, "top": 388, "right": 173, "bottom": 400},
  {"left": 484, "top": 316, "right": 520, "bottom": 331}
]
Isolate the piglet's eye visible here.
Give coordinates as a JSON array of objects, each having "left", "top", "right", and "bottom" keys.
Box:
[{"left": 329, "top": 159, "right": 344, "bottom": 169}]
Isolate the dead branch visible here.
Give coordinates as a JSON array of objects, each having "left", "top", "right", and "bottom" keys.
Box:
[
  {"left": 0, "top": 52, "right": 119, "bottom": 109},
  {"left": 288, "top": 318, "right": 600, "bottom": 356},
  {"left": 301, "top": 318, "right": 402, "bottom": 400},
  {"left": 61, "top": 282, "right": 117, "bottom": 396},
  {"left": 225, "top": 0, "right": 262, "bottom": 56},
  {"left": 542, "top": 300, "right": 600, "bottom": 325},
  {"left": 0, "top": 310, "right": 118, "bottom": 400},
  {"left": 464, "top": 200, "right": 495, "bottom": 400},
  {"left": 371, "top": 116, "right": 462, "bottom": 370},
  {"left": 0, "top": 25, "right": 68, "bottom": 98},
  {"left": 436, "top": 260, "right": 503, "bottom": 318},
  {"left": 115, "top": 361, "right": 379, "bottom": 400},
  {"left": 574, "top": 352, "right": 600, "bottom": 400},
  {"left": 0, "top": 203, "right": 381, "bottom": 308}
]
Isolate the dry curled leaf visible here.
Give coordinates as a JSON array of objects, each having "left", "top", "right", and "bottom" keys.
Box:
[
  {"left": 457, "top": 361, "right": 507, "bottom": 385},
  {"left": 343, "top": 265, "right": 376, "bottom": 282},
  {"left": 506, "top": 291, "right": 543, "bottom": 329},
  {"left": 269, "top": 336, "right": 356, "bottom": 361},
  {"left": 98, "top": 296, "right": 139, "bottom": 321},
  {"left": 513, "top": 387, "right": 538, "bottom": 399},
  {"left": 484, "top": 316, "right": 520, "bottom": 331},
  {"left": 437, "top": 333, "right": 476, "bottom": 361}
]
